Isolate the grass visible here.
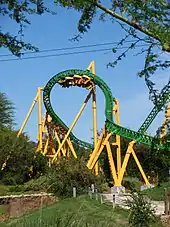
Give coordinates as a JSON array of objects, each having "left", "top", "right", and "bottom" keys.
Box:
[
  {"left": 143, "top": 181, "right": 170, "bottom": 201},
  {"left": 0, "top": 196, "right": 129, "bottom": 227},
  {"left": 0, "top": 195, "right": 163, "bottom": 227},
  {"left": 0, "top": 185, "right": 12, "bottom": 196},
  {"left": 0, "top": 205, "right": 5, "bottom": 216},
  {"left": 0, "top": 183, "right": 42, "bottom": 196}
]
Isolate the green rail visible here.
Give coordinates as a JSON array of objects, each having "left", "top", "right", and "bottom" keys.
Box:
[{"left": 43, "top": 69, "right": 170, "bottom": 151}]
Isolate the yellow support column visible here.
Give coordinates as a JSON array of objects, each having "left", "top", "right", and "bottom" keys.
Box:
[
  {"left": 106, "top": 141, "right": 118, "bottom": 185},
  {"left": 89, "top": 133, "right": 112, "bottom": 169},
  {"left": 131, "top": 148, "right": 150, "bottom": 185},
  {"left": 113, "top": 99, "right": 121, "bottom": 177},
  {"left": 88, "top": 61, "right": 98, "bottom": 175},
  {"left": 66, "top": 138, "right": 77, "bottom": 159},
  {"left": 160, "top": 103, "right": 170, "bottom": 139},
  {"left": 116, "top": 141, "right": 135, "bottom": 186},
  {"left": 87, "top": 128, "right": 105, "bottom": 169},
  {"left": 52, "top": 90, "right": 93, "bottom": 163},
  {"left": 43, "top": 137, "right": 49, "bottom": 155},
  {"left": 117, "top": 141, "right": 150, "bottom": 186},
  {"left": 54, "top": 131, "right": 66, "bottom": 156},
  {"left": 38, "top": 87, "right": 43, "bottom": 151},
  {"left": 17, "top": 92, "right": 39, "bottom": 137}
]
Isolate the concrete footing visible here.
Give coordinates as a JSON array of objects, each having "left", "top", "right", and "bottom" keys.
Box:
[
  {"left": 111, "top": 186, "right": 126, "bottom": 194},
  {"left": 140, "top": 184, "right": 155, "bottom": 191}
]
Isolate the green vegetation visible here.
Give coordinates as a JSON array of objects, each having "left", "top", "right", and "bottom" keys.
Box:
[
  {"left": 0, "top": 90, "right": 170, "bottom": 198},
  {"left": 122, "top": 177, "right": 142, "bottom": 192},
  {"left": 54, "top": 0, "right": 170, "bottom": 102},
  {"left": 0, "top": 196, "right": 163, "bottom": 227},
  {"left": 0, "top": 1, "right": 55, "bottom": 56},
  {"left": 1, "top": 1, "right": 170, "bottom": 102},
  {"left": 1, "top": 196, "right": 128, "bottom": 227},
  {"left": 0, "top": 127, "right": 48, "bottom": 185},
  {"left": 0, "top": 205, "right": 5, "bottom": 216},
  {"left": 143, "top": 181, "right": 170, "bottom": 201},
  {"left": 2, "top": 158, "right": 104, "bottom": 198},
  {"left": 0, "top": 64, "right": 169, "bottom": 225},
  {"left": 126, "top": 192, "right": 158, "bottom": 227},
  {"left": 0, "top": 93, "right": 15, "bottom": 129}
]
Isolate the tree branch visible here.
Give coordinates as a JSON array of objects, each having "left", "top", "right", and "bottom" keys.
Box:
[{"left": 95, "top": 1, "right": 163, "bottom": 47}]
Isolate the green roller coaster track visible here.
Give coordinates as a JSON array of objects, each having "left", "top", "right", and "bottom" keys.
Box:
[{"left": 43, "top": 69, "right": 170, "bottom": 151}]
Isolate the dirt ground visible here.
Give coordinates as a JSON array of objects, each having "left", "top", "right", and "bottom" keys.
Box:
[
  {"left": 161, "top": 215, "right": 170, "bottom": 227},
  {"left": 0, "top": 195, "right": 57, "bottom": 221}
]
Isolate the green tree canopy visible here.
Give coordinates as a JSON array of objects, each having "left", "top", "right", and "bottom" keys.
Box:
[
  {"left": 54, "top": 0, "right": 170, "bottom": 102},
  {"left": 0, "top": 0, "right": 54, "bottom": 56},
  {"left": 0, "top": 92, "right": 15, "bottom": 128},
  {"left": 0, "top": 0, "right": 170, "bottom": 102},
  {"left": 0, "top": 127, "right": 47, "bottom": 185},
  {"left": 1, "top": 1, "right": 169, "bottom": 100}
]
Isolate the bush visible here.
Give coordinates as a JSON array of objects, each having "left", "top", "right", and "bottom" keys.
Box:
[
  {"left": 8, "top": 176, "right": 47, "bottom": 193},
  {"left": 101, "top": 182, "right": 109, "bottom": 192},
  {"left": 23, "top": 176, "right": 47, "bottom": 192},
  {"left": 123, "top": 177, "right": 142, "bottom": 192},
  {"left": 45, "top": 157, "right": 105, "bottom": 198},
  {"left": 4, "top": 157, "right": 105, "bottom": 196},
  {"left": 0, "top": 128, "right": 48, "bottom": 185},
  {"left": 126, "top": 191, "right": 157, "bottom": 227}
]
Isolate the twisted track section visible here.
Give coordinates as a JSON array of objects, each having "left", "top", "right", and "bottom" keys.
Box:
[{"left": 43, "top": 69, "right": 170, "bottom": 151}]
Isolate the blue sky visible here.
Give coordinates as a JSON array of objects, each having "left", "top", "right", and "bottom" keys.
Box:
[{"left": 0, "top": 5, "right": 169, "bottom": 143}]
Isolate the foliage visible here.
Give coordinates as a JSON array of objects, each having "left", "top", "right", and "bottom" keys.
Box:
[
  {"left": 143, "top": 181, "right": 170, "bottom": 201},
  {"left": 44, "top": 157, "right": 105, "bottom": 197},
  {"left": 101, "top": 182, "right": 110, "bottom": 192},
  {"left": 54, "top": 0, "right": 170, "bottom": 104},
  {"left": 0, "top": 196, "right": 130, "bottom": 227},
  {"left": 10, "top": 157, "right": 105, "bottom": 197},
  {"left": 119, "top": 136, "right": 170, "bottom": 183},
  {"left": 8, "top": 176, "right": 47, "bottom": 194},
  {"left": 0, "top": 92, "right": 15, "bottom": 128},
  {"left": 23, "top": 176, "right": 47, "bottom": 192},
  {"left": 100, "top": 133, "right": 170, "bottom": 185},
  {"left": 126, "top": 191, "right": 157, "bottom": 227},
  {"left": 0, "top": 127, "right": 48, "bottom": 185},
  {"left": 0, "top": 0, "right": 55, "bottom": 56},
  {"left": 122, "top": 177, "right": 142, "bottom": 192},
  {"left": 0, "top": 156, "right": 106, "bottom": 195},
  {"left": 0, "top": 183, "right": 13, "bottom": 195}
]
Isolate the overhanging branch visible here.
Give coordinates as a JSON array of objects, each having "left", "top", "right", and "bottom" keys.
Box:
[{"left": 95, "top": 2, "right": 162, "bottom": 46}]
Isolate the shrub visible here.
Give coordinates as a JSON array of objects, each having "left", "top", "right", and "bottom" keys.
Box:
[
  {"left": 0, "top": 128, "right": 48, "bottom": 185},
  {"left": 45, "top": 157, "right": 105, "bottom": 198},
  {"left": 23, "top": 176, "right": 47, "bottom": 192},
  {"left": 126, "top": 191, "right": 157, "bottom": 227},
  {"left": 123, "top": 177, "right": 142, "bottom": 192}
]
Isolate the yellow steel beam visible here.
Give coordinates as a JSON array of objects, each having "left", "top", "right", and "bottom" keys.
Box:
[
  {"left": 116, "top": 141, "right": 150, "bottom": 186},
  {"left": 87, "top": 127, "right": 105, "bottom": 169},
  {"left": 52, "top": 89, "right": 93, "bottom": 163},
  {"left": 113, "top": 99, "right": 121, "bottom": 177},
  {"left": 42, "top": 113, "right": 47, "bottom": 133},
  {"left": 38, "top": 87, "right": 43, "bottom": 151},
  {"left": 116, "top": 141, "right": 135, "bottom": 186},
  {"left": 131, "top": 148, "right": 150, "bottom": 185},
  {"left": 160, "top": 103, "right": 170, "bottom": 139},
  {"left": 43, "top": 137, "right": 49, "bottom": 155},
  {"left": 88, "top": 61, "right": 99, "bottom": 175},
  {"left": 88, "top": 133, "right": 111, "bottom": 169},
  {"left": 106, "top": 141, "right": 118, "bottom": 185},
  {"left": 54, "top": 131, "right": 66, "bottom": 156},
  {"left": 67, "top": 138, "right": 77, "bottom": 159},
  {"left": 17, "top": 91, "right": 39, "bottom": 137}
]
